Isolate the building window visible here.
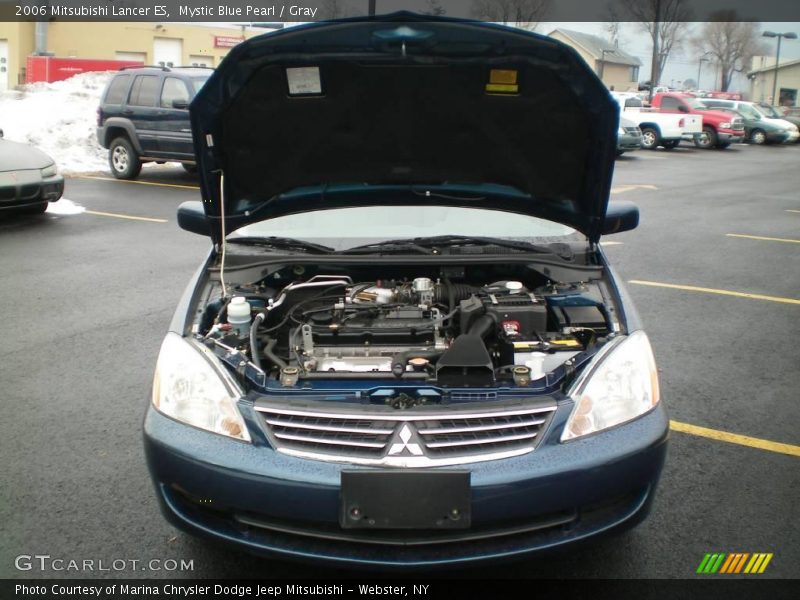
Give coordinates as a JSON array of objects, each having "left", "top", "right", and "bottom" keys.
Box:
[
  {"left": 629, "top": 66, "right": 639, "bottom": 82},
  {"left": 779, "top": 88, "right": 797, "bottom": 107}
]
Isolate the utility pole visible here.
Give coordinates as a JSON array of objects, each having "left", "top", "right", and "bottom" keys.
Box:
[
  {"left": 762, "top": 31, "right": 798, "bottom": 104},
  {"left": 697, "top": 54, "right": 710, "bottom": 90},
  {"left": 368, "top": 0, "right": 376, "bottom": 16}
]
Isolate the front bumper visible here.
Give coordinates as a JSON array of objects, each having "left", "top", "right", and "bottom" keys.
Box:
[
  {"left": 0, "top": 171, "right": 64, "bottom": 210},
  {"left": 144, "top": 399, "right": 669, "bottom": 567},
  {"left": 781, "top": 130, "right": 799, "bottom": 143},
  {"left": 717, "top": 131, "right": 744, "bottom": 144},
  {"left": 616, "top": 133, "right": 642, "bottom": 152}
]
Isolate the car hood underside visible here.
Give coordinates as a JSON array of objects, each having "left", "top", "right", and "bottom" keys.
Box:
[{"left": 190, "top": 13, "right": 618, "bottom": 244}]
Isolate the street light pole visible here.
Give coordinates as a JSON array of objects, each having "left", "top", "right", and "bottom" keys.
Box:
[
  {"left": 599, "top": 49, "right": 610, "bottom": 82},
  {"left": 762, "top": 31, "right": 798, "bottom": 105},
  {"left": 368, "top": 0, "right": 376, "bottom": 16},
  {"left": 697, "top": 55, "right": 709, "bottom": 90}
]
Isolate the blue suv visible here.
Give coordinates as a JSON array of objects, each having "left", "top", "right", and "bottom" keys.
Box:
[{"left": 96, "top": 66, "right": 212, "bottom": 179}]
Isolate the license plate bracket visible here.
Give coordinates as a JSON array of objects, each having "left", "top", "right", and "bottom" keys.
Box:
[{"left": 340, "top": 470, "right": 471, "bottom": 529}]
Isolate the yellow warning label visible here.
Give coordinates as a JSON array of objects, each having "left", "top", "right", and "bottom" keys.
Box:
[
  {"left": 490, "top": 69, "right": 518, "bottom": 84},
  {"left": 486, "top": 69, "right": 519, "bottom": 94},
  {"left": 486, "top": 83, "right": 519, "bottom": 93}
]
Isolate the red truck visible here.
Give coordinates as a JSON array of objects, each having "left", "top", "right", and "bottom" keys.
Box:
[{"left": 651, "top": 93, "right": 745, "bottom": 149}]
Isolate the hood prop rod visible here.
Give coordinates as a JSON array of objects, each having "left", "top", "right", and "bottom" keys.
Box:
[{"left": 219, "top": 172, "right": 228, "bottom": 298}]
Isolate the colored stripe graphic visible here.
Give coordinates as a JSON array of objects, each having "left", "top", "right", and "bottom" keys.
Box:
[
  {"left": 701, "top": 553, "right": 774, "bottom": 574},
  {"left": 719, "top": 554, "right": 736, "bottom": 573}
]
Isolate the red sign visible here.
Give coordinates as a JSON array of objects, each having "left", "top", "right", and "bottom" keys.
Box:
[
  {"left": 214, "top": 36, "right": 245, "bottom": 48},
  {"left": 26, "top": 56, "right": 144, "bottom": 83}
]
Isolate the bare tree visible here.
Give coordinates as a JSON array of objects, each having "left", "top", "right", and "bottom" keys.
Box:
[
  {"left": 692, "top": 12, "right": 766, "bottom": 91},
  {"left": 614, "top": 0, "right": 692, "bottom": 88},
  {"left": 470, "top": 0, "right": 551, "bottom": 31},
  {"left": 424, "top": 0, "right": 447, "bottom": 16},
  {"left": 604, "top": 3, "right": 624, "bottom": 46},
  {"left": 320, "top": 0, "right": 353, "bottom": 20}
]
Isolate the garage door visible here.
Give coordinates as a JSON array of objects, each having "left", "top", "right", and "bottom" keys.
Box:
[
  {"left": 115, "top": 51, "right": 147, "bottom": 64},
  {"left": 188, "top": 55, "right": 213, "bottom": 68},
  {"left": 0, "top": 40, "right": 8, "bottom": 92},
  {"left": 153, "top": 38, "right": 182, "bottom": 69}
]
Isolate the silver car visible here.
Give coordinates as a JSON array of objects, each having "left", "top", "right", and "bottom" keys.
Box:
[{"left": 0, "top": 128, "right": 64, "bottom": 214}]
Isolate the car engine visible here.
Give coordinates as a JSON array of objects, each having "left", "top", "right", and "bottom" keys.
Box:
[{"left": 199, "top": 262, "right": 616, "bottom": 393}]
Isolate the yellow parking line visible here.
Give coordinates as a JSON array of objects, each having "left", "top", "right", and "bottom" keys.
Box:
[
  {"left": 726, "top": 233, "right": 800, "bottom": 244},
  {"left": 73, "top": 175, "right": 199, "bottom": 191},
  {"left": 786, "top": 209, "right": 800, "bottom": 214},
  {"left": 85, "top": 210, "right": 167, "bottom": 223},
  {"left": 670, "top": 420, "right": 800, "bottom": 458},
  {"left": 629, "top": 280, "right": 800, "bottom": 306}
]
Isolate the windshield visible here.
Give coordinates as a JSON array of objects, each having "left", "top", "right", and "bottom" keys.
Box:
[
  {"left": 754, "top": 104, "right": 780, "bottom": 118},
  {"left": 686, "top": 98, "right": 708, "bottom": 110},
  {"left": 230, "top": 206, "right": 581, "bottom": 251},
  {"left": 191, "top": 75, "right": 211, "bottom": 93}
]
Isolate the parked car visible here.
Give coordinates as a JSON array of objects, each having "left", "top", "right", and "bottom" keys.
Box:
[
  {"left": 611, "top": 92, "right": 702, "bottom": 150},
  {"left": 651, "top": 92, "right": 745, "bottom": 148},
  {"left": 0, "top": 128, "right": 64, "bottom": 213},
  {"left": 143, "top": 15, "right": 668, "bottom": 567},
  {"left": 698, "top": 100, "right": 797, "bottom": 145},
  {"left": 96, "top": 66, "right": 213, "bottom": 179},
  {"left": 754, "top": 104, "right": 800, "bottom": 142},
  {"left": 616, "top": 116, "right": 643, "bottom": 155}
]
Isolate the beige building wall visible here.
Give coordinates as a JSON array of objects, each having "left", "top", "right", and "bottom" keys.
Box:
[
  {"left": 0, "top": 22, "right": 36, "bottom": 87},
  {"left": 548, "top": 30, "right": 638, "bottom": 92},
  {"left": 0, "top": 22, "right": 265, "bottom": 87},
  {"left": 599, "top": 63, "right": 639, "bottom": 92},
  {"left": 749, "top": 62, "right": 800, "bottom": 106}
]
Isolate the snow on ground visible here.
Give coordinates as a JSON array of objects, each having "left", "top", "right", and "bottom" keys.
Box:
[{"left": 0, "top": 72, "right": 111, "bottom": 174}]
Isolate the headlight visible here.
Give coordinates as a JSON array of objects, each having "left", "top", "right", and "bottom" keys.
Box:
[
  {"left": 40, "top": 163, "right": 58, "bottom": 178},
  {"left": 152, "top": 333, "right": 251, "bottom": 441},
  {"left": 720, "top": 122, "right": 731, "bottom": 129},
  {"left": 561, "top": 331, "right": 659, "bottom": 441},
  {"left": 618, "top": 127, "right": 626, "bottom": 135}
]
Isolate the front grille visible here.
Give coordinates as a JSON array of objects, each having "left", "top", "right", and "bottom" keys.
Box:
[
  {"left": 732, "top": 117, "right": 744, "bottom": 131},
  {"left": 256, "top": 402, "right": 557, "bottom": 467}
]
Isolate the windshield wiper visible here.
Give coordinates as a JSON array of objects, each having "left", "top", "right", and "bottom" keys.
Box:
[
  {"left": 342, "top": 235, "right": 571, "bottom": 258},
  {"left": 227, "top": 236, "right": 334, "bottom": 254}
]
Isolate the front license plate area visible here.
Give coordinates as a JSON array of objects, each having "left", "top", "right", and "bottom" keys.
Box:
[{"left": 340, "top": 470, "right": 471, "bottom": 529}]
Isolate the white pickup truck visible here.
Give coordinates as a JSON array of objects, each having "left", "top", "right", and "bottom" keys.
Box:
[{"left": 611, "top": 92, "right": 702, "bottom": 149}]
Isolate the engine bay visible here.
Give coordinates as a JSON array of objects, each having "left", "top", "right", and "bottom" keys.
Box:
[{"left": 197, "top": 261, "right": 619, "bottom": 395}]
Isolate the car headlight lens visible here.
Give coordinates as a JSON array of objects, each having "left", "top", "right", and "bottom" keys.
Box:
[
  {"left": 618, "top": 126, "right": 626, "bottom": 135},
  {"left": 561, "top": 331, "right": 659, "bottom": 441},
  {"left": 152, "top": 333, "right": 251, "bottom": 441},
  {"left": 40, "top": 163, "right": 58, "bottom": 178},
  {"left": 720, "top": 122, "right": 731, "bottom": 129}
]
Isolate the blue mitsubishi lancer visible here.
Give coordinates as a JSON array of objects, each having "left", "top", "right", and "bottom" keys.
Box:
[{"left": 143, "top": 12, "right": 668, "bottom": 567}]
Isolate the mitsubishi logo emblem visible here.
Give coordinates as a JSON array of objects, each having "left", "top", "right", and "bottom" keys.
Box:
[{"left": 388, "top": 424, "right": 423, "bottom": 456}]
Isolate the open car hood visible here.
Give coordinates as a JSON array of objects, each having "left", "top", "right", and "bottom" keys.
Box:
[{"left": 191, "top": 13, "right": 618, "bottom": 245}]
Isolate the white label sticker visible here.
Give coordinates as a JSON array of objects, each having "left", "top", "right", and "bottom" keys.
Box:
[{"left": 286, "top": 66, "right": 322, "bottom": 95}]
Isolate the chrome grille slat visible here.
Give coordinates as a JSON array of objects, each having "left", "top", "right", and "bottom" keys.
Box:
[
  {"left": 418, "top": 417, "right": 546, "bottom": 435},
  {"left": 425, "top": 432, "right": 538, "bottom": 448},
  {"left": 264, "top": 418, "right": 394, "bottom": 435},
  {"left": 256, "top": 402, "right": 557, "bottom": 467},
  {"left": 273, "top": 432, "right": 387, "bottom": 449}
]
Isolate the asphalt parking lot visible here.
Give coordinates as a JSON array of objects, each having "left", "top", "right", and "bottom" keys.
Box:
[{"left": 0, "top": 142, "right": 798, "bottom": 580}]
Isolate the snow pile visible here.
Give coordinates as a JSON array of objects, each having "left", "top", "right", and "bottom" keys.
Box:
[{"left": 0, "top": 72, "right": 112, "bottom": 174}]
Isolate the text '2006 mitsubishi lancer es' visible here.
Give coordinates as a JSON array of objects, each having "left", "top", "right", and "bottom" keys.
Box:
[{"left": 143, "top": 13, "right": 668, "bottom": 567}]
